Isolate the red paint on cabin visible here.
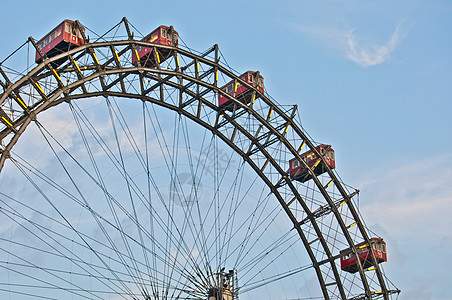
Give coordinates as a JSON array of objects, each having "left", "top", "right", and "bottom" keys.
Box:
[
  {"left": 289, "top": 144, "right": 335, "bottom": 183},
  {"left": 35, "top": 20, "right": 85, "bottom": 64},
  {"left": 340, "top": 238, "right": 387, "bottom": 273},
  {"left": 132, "top": 25, "right": 178, "bottom": 67},
  {"left": 218, "top": 71, "right": 264, "bottom": 109}
]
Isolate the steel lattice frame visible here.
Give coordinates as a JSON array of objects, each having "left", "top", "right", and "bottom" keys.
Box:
[{"left": 0, "top": 18, "right": 398, "bottom": 299}]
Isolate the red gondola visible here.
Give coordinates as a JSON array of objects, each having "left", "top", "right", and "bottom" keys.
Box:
[
  {"left": 340, "top": 238, "right": 387, "bottom": 273},
  {"left": 132, "top": 25, "right": 178, "bottom": 67},
  {"left": 35, "top": 20, "right": 85, "bottom": 65},
  {"left": 289, "top": 144, "right": 335, "bottom": 183},
  {"left": 218, "top": 71, "right": 264, "bottom": 110}
]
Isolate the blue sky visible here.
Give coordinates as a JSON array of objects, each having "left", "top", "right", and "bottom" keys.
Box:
[{"left": 1, "top": 1, "right": 451, "bottom": 299}]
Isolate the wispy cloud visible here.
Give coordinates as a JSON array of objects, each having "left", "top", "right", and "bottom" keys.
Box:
[
  {"left": 345, "top": 25, "right": 403, "bottom": 67},
  {"left": 291, "top": 23, "right": 405, "bottom": 67},
  {"left": 355, "top": 154, "right": 452, "bottom": 297},
  {"left": 357, "top": 154, "right": 452, "bottom": 241}
]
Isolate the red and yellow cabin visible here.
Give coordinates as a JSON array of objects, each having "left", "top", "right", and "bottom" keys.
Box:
[
  {"left": 132, "top": 25, "right": 178, "bottom": 67},
  {"left": 35, "top": 20, "right": 85, "bottom": 65},
  {"left": 340, "top": 238, "right": 387, "bottom": 273},
  {"left": 218, "top": 71, "right": 264, "bottom": 109},
  {"left": 289, "top": 144, "right": 335, "bottom": 183}
]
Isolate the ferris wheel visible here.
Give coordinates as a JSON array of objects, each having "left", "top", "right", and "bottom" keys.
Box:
[{"left": 0, "top": 18, "right": 400, "bottom": 299}]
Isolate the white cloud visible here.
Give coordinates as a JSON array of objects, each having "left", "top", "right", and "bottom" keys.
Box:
[
  {"left": 291, "top": 23, "right": 405, "bottom": 67},
  {"left": 345, "top": 25, "right": 403, "bottom": 67},
  {"left": 357, "top": 154, "right": 452, "bottom": 241},
  {"left": 354, "top": 154, "right": 452, "bottom": 299}
]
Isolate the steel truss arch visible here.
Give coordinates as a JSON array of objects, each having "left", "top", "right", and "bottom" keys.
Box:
[{"left": 0, "top": 18, "right": 398, "bottom": 299}]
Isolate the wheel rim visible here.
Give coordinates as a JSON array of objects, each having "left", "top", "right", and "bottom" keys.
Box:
[{"left": 0, "top": 18, "right": 398, "bottom": 299}]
